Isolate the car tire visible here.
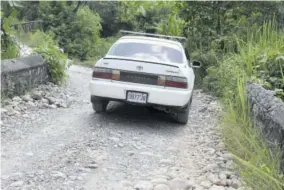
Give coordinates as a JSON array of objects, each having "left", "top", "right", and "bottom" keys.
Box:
[
  {"left": 175, "top": 96, "right": 192, "bottom": 124},
  {"left": 92, "top": 100, "right": 108, "bottom": 113}
]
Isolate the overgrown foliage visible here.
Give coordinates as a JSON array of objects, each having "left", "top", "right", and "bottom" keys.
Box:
[
  {"left": 33, "top": 31, "right": 67, "bottom": 84},
  {"left": 1, "top": 34, "right": 19, "bottom": 59},
  {"left": 222, "top": 77, "right": 284, "bottom": 189},
  {"left": 206, "top": 20, "right": 284, "bottom": 189},
  {"left": 203, "top": 21, "right": 284, "bottom": 100},
  {"left": 1, "top": 4, "right": 21, "bottom": 59},
  {"left": 75, "top": 36, "right": 118, "bottom": 67},
  {"left": 36, "top": 2, "right": 101, "bottom": 61}
]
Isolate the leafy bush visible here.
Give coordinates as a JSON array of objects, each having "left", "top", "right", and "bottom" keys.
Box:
[
  {"left": 75, "top": 36, "right": 119, "bottom": 67},
  {"left": 118, "top": 1, "right": 178, "bottom": 32},
  {"left": 1, "top": 35, "right": 19, "bottom": 59},
  {"left": 1, "top": 9, "right": 20, "bottom": 59},
  {"left": 203, "top": 20, "right": 284, "bottom": 100},
  {"left": 155, "top": 14, "right": 186, "bottom": 36},
  {"left": 69, "top": 6, "right": 101, "bottom": 60},
  {"left": 16, "top": 30, "right": 56, "bottom": 49},
  {"left": 190, "top": 50, "right": 218, "bottom": 87},
  {"left": 33, "top": 32, "right": 67, "bottom": 84},
  {"left": 93, "top": 36, "right": 119, "bottom": 60},
  {"left": 37, "top": 2, "right": 102, "bottom": 61}
]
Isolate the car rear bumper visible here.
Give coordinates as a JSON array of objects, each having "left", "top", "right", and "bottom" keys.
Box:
[{"left": 89, "top": 79, "right": 192, "bottom": 107}]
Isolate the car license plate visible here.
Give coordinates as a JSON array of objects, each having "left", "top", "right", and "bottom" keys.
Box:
[{"left": 126, "top": 91, "right": 147, "bottom": 104}]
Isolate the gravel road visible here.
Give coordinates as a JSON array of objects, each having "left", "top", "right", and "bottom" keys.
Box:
[{"left": 1, "top": 65, "right": 242, "bottom": 190}]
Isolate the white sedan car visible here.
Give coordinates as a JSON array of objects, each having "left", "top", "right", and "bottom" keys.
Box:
[{"left": 89, "top": 31, "right": 200, "bottom": 124}]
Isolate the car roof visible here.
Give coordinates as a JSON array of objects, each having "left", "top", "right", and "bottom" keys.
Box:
[{"left": 118, "top": 36, "right": 184, "bottom": 49}]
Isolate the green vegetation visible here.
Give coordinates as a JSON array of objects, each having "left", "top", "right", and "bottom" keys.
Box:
[
  {"left": 222, "top": 76, "right": 284, "bottom": 189},
  {"left": 1, "top": 2, "right": 21, "bottom": 59},
  {"left": 1, "top": 34, "right": 19, "bottom": 59},
  {"left": 36, "top": 2, "right": 102, "bottom": 61},
  {"left": 203, "top": 20, "right": 284, "bottom": 100},
  {"left": 1, "top": 2, "right": 284, "bottom": 188},
  {"left": 32, "top": 31, "right": 67, "bottom": 85},
  {"left": 217, "top": 21, "right": 284, "bottom": 189}
]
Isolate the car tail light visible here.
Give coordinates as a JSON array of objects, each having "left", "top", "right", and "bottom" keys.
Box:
[
  {"left": 92, "top": 68, "right": 112, "bottom": 79},
  {"left": 157, "top": 75, "right": 188, "bottom": 89},
  {"left": 92, "top": 68, "right": 121, "bottom": 80},
  {"left": 166, "top": 76, "right": 188, "bottom": 88},
  {"left": 157, "top": 76, "right": 166, "bottom": 86},
  {"left": 112, "top": 70, "right": 120, "bottom": 80}
]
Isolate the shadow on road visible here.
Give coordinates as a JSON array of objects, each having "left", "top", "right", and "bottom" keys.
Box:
[{"left": 90, "top": 102, "right": 184, "bottom": 130}]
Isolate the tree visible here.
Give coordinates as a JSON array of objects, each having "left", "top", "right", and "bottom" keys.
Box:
[
  {"left": 1, "top": 1, "right": 23, "bottom": 59},
  {"left": 88, "top": 1, "right": 120, "bottom": 37},
  {"left": 118, "top": 1, "right": 176, "bottom": 32},
  {"left": 35, "top": 1, "right": 101, "bottom": 60}
]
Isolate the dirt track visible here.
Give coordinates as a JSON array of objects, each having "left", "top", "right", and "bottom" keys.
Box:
[{"left": 1, "top": 65, "right": 241, "bottom": 190}]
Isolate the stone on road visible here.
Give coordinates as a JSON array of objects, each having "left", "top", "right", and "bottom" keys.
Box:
[{"left": 1, "top": 65, "right": 242, "bottom": 190}]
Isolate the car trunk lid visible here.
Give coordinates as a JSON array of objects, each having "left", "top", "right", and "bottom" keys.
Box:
[{"left": 102, "top": 56, "right": 182, "bottom": 77}]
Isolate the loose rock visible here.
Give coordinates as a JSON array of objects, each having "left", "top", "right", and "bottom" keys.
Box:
[
  {"left": 10, "top": 180, "right": 24, "bottom": 187},
  {"left": 12, "top": 96, "right": 22, "bottom": 102},
  {"left": 134, "top": 181, "right": 153, "bottom": 190},
  {"left": 214, "top": 180, "right": 227, "bottom": 187},
  {"left": 51, "top": 171, "right": 67, "bottom": 179},
  {"left": 49, "top": 104, "right": 57, "bottom": 109},
  {"left": 209, "top": 185, "right": 225, "bottom": 190},
  {"left": 194, "top": 185, "right": 205, "bottom": 190},
  {"left": 31, "top": 91, "right": 42, "bottom": 100},
  {"left": 57, "top": 102, "right": 67, "bottom": 108},
  {"left": 154, "top": 184, "right": 171, "bottom": 190},
  {"left": 219, "top": 173, "right": 227, "bottom": 181},
  {"left": 168, "top": 178, "right": 191, "bottom": 190},
  {"left": 231, "top": 179, "right": 240, "bottom": 189},
  {"left": 46, "top": 96, "right": 57, "bottom": 104},
  {"left": 128, "top": 151, "right": 135, "bottom": 156},
  {"left": 160, "top": 159, "right": 173, "bottom": 165},
  {"left": 120, "top": 180, "right": 133, "bottom": 187},
  {"left": 22, "top": 95, "right": 33, "bottom": 102},
  {"left": 207, "top": 173, "right": 219, "bottom": 184},
  {"left": 3, "top": 98, "right": 12, "bottom": 106},
  {"left": 200, "top": 180, "right": 212, "bottom": 189},
  {"left": 85, "top": 163, "right": 98, "bottom": 169},
  {"left": 151, "top": 178, "right": 168, "bottom": 185},
  {"left": 118, "top": 143, "right": 124, "bottom": 148},
  {"left": 41, "top": 98, "right": 49, "bottom": 104},
  {"left": 26, "top": 101, "right": 36, "bottom": 107}
]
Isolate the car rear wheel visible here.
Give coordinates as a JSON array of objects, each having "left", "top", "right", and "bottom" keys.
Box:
[
  {"left": 175, "top": 96, "right": 192, "bottom": 124},
  {"left": 92, "top": 100, "right": 108, "bottom": 113}
]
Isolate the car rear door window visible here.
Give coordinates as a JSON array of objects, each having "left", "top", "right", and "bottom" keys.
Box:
[{"left": 108, "top": 42, "right": 184, "bottom": 64}]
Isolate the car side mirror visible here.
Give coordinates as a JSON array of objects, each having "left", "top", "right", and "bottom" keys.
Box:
[{"left": 190, "top": 60, "right": 202, "bottom": 68}]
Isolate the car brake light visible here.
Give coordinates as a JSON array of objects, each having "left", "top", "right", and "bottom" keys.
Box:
[
  {"left": 157, "top": 75, "right": 188, "bottom": 89},
  {"left": 92, "top": 68, "right": 112, "bottom": 79},
  {"left": 166, "top": 76, "right": 188, "bottom": 88},
  {"left": 92, "top": 68, "right": 121, "bottom": 80}
]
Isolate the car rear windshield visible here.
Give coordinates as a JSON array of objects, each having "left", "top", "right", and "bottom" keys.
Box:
[{"left": 107, "top": 42, "right": 184, "bottom": 64}]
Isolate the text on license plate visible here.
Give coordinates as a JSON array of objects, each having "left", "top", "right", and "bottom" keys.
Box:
[{"left": 127, "top": 91, "right": 147, "bottom": 103}]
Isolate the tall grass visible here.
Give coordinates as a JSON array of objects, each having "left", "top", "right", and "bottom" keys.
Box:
[
  {"left": 222, "top": 77, "right": 284, "bottom": 189},
  {"left": 213, "top": 20, "right": 284, "bottom": 189}
]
